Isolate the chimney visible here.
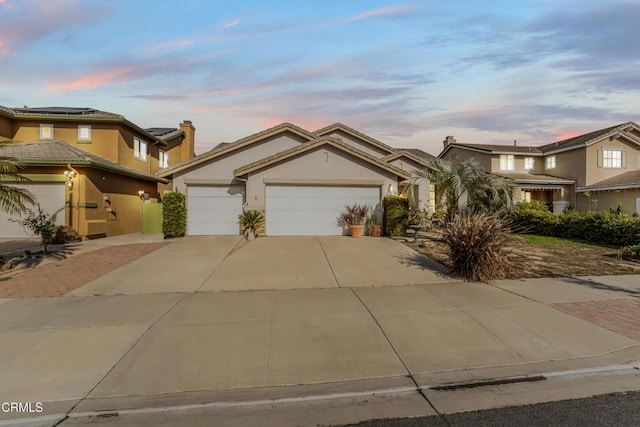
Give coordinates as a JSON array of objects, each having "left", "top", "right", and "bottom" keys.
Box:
[
  {"left": 513, "top": 139, "right": 517, "bottom": 147},
  {"left": 179, "top": 120, "right": 196, "bottom": 161},
  {"left": 443, "top": 135, "right": 456, "bottom": 149}
]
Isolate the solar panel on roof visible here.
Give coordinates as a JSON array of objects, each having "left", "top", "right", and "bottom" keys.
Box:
[{"left": 14, "top": 107, "right": 97, "bottom": 115}]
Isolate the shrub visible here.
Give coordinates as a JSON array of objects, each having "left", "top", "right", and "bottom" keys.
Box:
[
  {"left": 162, "top": 191, "right": 186, "bottom": 238},
  {"left": 11, "top": 205, "right": 55, "bottom": 254},
  {"left": 510, "top": 201, "right": 558, "bottom": 235},
  {"left": 383, "top": 196, "right": 408, "bottom": 236},
  {"left": 50, "top": 226, "right": 81, "bottom": 244},
  {"left": 617, "top": 244, "right": 640, "bottom": 259},
  {"left": 511, "top": 202, "right": 640, "bottom": 246},
  {"left": 441, "top": 213, "right": 513, "bottom": 282}
]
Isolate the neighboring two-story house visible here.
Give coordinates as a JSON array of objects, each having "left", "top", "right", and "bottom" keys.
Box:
[
  {"left": 0, "top": 106, "right": 195, "bottom": 238},
  {"left": 159, "top": 123, "right": 434, "bottom": 236},
  {"left": 439, "top": 122, "right": 640, "bottom": 215}
]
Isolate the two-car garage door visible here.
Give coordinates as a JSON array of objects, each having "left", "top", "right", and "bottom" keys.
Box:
[
  {"left": 186, "top": 184, "right": 381, "bottom": 236},
  {"left": 266, "top": 185, "right": 380, "bottom": 236}
]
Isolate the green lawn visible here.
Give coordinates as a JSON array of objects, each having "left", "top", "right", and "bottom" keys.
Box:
[{"left": 514, "top": 234, "right": 602, "bottom": 247}]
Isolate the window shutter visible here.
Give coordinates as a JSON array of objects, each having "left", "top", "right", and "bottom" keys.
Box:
[
  {"left": 622, "top": 150, "right": 627, "bottom": 168},
  {"left": 597, "top": 148, "right": 603, "bottom": 168}
]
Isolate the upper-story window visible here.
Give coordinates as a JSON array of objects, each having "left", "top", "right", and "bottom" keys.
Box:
[
  {"left": 133, "top": 137, "right": 147, "bottom": 161},
  {"left": 546, "top": 155, "right": 556, "bottom": 170},
  {"left": 499, "top": 154, "right": 514, "bottom": 171},
  {"left": 39, "top": 124, "right": 54, "bottom": 140},
  {"left": 159, "top": 150, "right": 169, "bottom": 168},
  {"left": 524, "top": 157, "right": 535, "bottom": 170},
  {"left": 78, "top": 125, "right": 91, "bottom": 142},
  {"left": 599, "top": 148, "right": 624, "bottom": 168}
]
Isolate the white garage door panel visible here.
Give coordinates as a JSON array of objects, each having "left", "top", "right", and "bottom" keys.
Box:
[
  {"left": 267, "top": 185, "right": 380, "bottom": 236},
  {"left": 187, "top": 186, "right": 244, "bottom": 235},
  {"left": 0, "top": 183, "right": 66, "bottom": 238}
]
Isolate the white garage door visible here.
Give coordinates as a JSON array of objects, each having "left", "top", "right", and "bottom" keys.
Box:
[
  {"left": 187, "top": 185, "right": 244, "bottom": 235},
  {"left": 266, "top": 185, "right": 380, "bottom": 236},
  {"left": 0, "top": 183, "right": 66, "bottom": 238}
]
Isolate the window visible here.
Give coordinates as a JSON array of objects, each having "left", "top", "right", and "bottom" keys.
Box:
[
  {"left": 499, "top": 154, "right": 514, "bottom": 171},
  {"left": 600, "top": 148, "right": 623, "bottom": 168},
  {"left": 159, "top": 150, "right": 169, "bottom": 168},
  {"left": 521, "top": 191, "right": 531, "bottom": 202},
  {"left": 524, "top": 157, "right": 535, "bottom": 170},
  {"left": 39, "top": 124, "right": 54, "bottom": 140},
  {"left": 133, "top": 137, "right": 147, "bottom": 161},
  {"left": 78, "top": 125, "right": 91, "bottom": 142},
  {"left": 546, "top": 155, "right": 556, "bottom": 169}
]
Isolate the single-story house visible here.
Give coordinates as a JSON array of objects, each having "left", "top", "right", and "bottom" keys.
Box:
[{"left": 159, "top": 123, "right": 434, "bottom": 236}]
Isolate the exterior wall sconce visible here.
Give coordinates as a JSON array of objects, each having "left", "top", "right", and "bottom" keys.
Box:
[
  {"left": 64, "top": 169, "right": 77, "bottom": 189},
  {"left": 138, "top": 190, "right": 145, "bottom": 199}
]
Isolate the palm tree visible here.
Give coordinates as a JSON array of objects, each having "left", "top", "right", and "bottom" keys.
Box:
[
  {"left": 0, "top": 149, "right": 36, "bottom": 215},
  {"left": 412, "top": 157, "right": 515, "bottom": 218}
]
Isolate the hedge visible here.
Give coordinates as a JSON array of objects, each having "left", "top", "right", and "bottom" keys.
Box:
[
  {"left": 510, "top": 201, "right": 640, "bottom": 246},
  {"left": 162, "top": 191, "right": 186, "bottom": 238},
  {"left": 383, "top": 196, "right": 409, "bottom": 236}
]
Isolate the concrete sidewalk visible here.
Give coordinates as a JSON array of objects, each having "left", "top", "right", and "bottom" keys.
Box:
[{"left": 0, "top": 275, "right": 638, "bottom": 426}]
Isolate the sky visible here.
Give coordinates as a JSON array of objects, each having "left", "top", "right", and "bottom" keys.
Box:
[{"left": 1, "top": 0, "right": 638, "bottom": 155}]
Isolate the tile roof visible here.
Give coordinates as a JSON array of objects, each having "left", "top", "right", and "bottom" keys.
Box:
[
  {"left": 538, "top": 124, "right": 624, "bottom": 152},
  {"left": 313, "top": 123, "right": 396, "bottom": 154},
  {"left": 233, "top": 137, "right": 411, "bottom": 179},
  {"left": 158, "top": 122, "right": 316, "bottom": 177},
  {"left": 493, "top": 172, "right": 575, "bottom": 184},
  {"left": 447, "top": 143, "right": 544, "bottom": 154},
  {"left": 0, "top": 140, "right": 167, "bottom": 183},
  {"left": 580, "top": 170, "right": 640, "bottom": 191},
  {"left": 0, "top": 105, "right": 168, "bottom": 146},
  {"left": 403, "top": 148, "right": 436, "bottom": 160}
]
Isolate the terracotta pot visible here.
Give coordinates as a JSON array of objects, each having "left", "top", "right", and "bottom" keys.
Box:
[
  {"left": 370, "top": 224, "right": 381, "bottom": 237},
  {"left": 350, "top": 224, "right": 364, "bottom": 238}
]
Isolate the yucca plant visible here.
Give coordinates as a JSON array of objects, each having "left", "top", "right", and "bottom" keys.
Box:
[
  {"left": 441, "top": 212, "right": 513, "bottom": 282},
  {"left": 238, "top": 210, "right": 265, "bottom": 240}
]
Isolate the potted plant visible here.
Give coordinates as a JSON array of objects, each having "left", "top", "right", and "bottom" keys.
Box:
[
  {"left": 367, "top": 209, "right": 381, "bottom": 237},
  {"left": 238, "top": 210, "right": 265, "bottom": 240},
  {"left": 339, "top": 204, "right": 369, "bottom": 238}
]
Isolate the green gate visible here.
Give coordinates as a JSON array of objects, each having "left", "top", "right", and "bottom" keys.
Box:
[{"left": 141, "top": 203, "right": 163, "bottom": 234}]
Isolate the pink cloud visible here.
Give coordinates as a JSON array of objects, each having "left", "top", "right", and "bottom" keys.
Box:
[{"left": 345, "top": 3, "right": 417, "bottom": 23}]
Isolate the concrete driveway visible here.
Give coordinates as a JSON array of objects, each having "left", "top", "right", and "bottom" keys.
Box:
[{"left": 72, "top": 236, "right": 450, "bottom": 295}]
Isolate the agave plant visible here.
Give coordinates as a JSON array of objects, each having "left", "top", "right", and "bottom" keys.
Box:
[{"left": 238, "top": 210, "right": 265, "bottom": 239}]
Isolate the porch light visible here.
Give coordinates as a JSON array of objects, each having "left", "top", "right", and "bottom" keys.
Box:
[{"left": 138, "top": 190, "right": 145, "bottom": 199}]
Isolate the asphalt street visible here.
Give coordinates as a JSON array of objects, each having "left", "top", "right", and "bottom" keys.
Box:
[{"left": 344, "top": 390, "right": 640, "bottom": 427}]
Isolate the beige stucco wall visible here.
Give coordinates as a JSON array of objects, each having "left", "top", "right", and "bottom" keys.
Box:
[
  {"left": 576, "top": 189, "right": 640, "bottom": 215},
  {"left": 322, "top": 130, "right": 391, "bottom": 158},
  {"left": 441, "top": 147, "right": 492, "bottom": 171},
  {"left": 584, "top": 137, "right": 640, "bottom": 186},
  {"left": 244, "top": 145, "right": 400, "bottom": 210},
  {"left": 173, "top": 132, "right": 309, "bottom": 191},
  {"left": 491, "top": 153, "right": 544, "bottom": 174}
]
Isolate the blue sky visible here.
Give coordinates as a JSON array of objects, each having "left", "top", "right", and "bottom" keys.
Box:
[{"left": 1, "top": 0, "right": 638, "bottom": 155}]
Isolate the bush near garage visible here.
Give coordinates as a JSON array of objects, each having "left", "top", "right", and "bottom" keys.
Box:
[
  {"left": 50, "top": 226, "right": 81, "bottom": 244},
  {"left": 383, "top": 196, "right": 409, "bottom": 236},
  {"left": 510, "top": 201, "right": 640, "bottom": 246},
  {"left": 162, "top": 191, "right": 186, "bottom": 238}
]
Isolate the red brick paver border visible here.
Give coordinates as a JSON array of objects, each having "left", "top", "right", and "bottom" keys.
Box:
[
  {"left": 0, "top": 243, "right": 167, "bottom": 298},
  {"left": 551, "top": 299, "right": 640, "bottom": 341}
]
